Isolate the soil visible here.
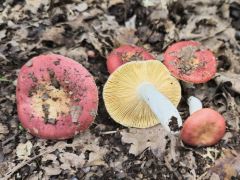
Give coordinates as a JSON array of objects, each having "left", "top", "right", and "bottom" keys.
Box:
[{"left": 0, "top": 0, "right": 240, "bottom": 180}]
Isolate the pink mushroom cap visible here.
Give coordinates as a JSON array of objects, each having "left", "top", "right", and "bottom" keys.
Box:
[
  {"left": 163, "top": 41, "right": 217, "bottom": 83},
  {"left": 16, "top": 54, "right": 98, "bottom": 139},
  {"left": 106, "top": 45, "right": 155, "bottom": 73},
  {"left": 180, "top": 108, "right": 226, "bottom": 146}
]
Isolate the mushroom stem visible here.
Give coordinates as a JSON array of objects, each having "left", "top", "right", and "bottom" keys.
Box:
[
  {"left": 138, "top": 83, "right": 182, "bottom": 133},
  {"left": 187, "top": 96, "right": 203, "bottom": 114}
]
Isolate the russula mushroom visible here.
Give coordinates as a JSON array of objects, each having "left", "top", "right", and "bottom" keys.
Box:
[
  {"left": 180, "top": 96, "right": 226, "bottom": 146},
  {"left": 103, "top": 60, "right": 182, "bottom": 133},
  {"left": 163, "top": 41, "right": 217, "bottom": 83},
  {"left": 107, "top": 45, "right": 154, "bottom": 73},
  {"left": 16, "top": 54, "right": 98, "bottom": 139}
]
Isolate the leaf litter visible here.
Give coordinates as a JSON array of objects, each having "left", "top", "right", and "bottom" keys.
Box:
[
  {"left": 121, "top": 125, "right": 168, "bottom": 158},
  {"left": 0, "top": 0, "right": 240, "bottom": 179}
]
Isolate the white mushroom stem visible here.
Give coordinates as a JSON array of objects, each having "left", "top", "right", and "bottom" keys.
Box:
[
  {"left": 187, "top": 96, "right": 203, "bottom": 114},
  {"left": 138, "top": 83, "right": 182, "bottom": 133}
]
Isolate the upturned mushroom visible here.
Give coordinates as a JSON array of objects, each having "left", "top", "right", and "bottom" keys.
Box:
[
  {"left": 180, "top": 96, "right": 226, "bottom": 146},
  {"left": 103, "top": 60, "right": 182, "bottom": 133},
  {"left": 16, "top": 54, "right": 98, "bottom": 139},
  {"left": 163, "top": 41, "right": 217, "bottom": 83},
  {"left": 107, "top": 45, "right": 155, "bottom": 74}
]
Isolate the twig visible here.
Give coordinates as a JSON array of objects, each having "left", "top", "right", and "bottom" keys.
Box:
[
  {"left": 100, "top": 130, "right": 117, "bottom": 135},
  {"left": 164, "top": 156, "right": 182, "bottom": 180},
  {"left": 2, "top": 134, "right": 18, "bottom": 146},
  {"left": 3, "top": 142, "right": 70, "bottom": 180}
]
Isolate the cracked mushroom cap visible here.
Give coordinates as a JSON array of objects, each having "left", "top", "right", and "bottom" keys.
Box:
[
  {"left": 16, "top": 54, "right": 98, "bottom": 139},
  {"left": 107, "top": 45, "right": 155, "bottom": 73},
  {"left": 103, "top": 60, "right": 181, "bottom": 128},
  {"left": 163, "top": 41, "right": 217, "bottom": 83}
]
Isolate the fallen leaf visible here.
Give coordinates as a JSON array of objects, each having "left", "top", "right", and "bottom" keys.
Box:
[
  {"left": 141, "top": 0, "right": 172, "bottom": 9},
  {"left": 215, "top": 72, "right": 240, "bottom": 94},
  {"left": 219, "top": 48, "right": 240, "bottom": 73},
  {"left": 41, "top": 26, "right": 66, "bottom": 46},
  {"left": 179, "top": 151, "right": 197, "bottom": 170},
  {"left": 179, "top": 15, "right": 229, "bottom": 41},
  {"left": 24, "top": 0, "right": 50, "bottom": 14},
  {"left": 0, "top": 123, "right": 9, "bottom": 135},
  {"left": 207, "top": 149, "right": 240, "bottom": 180},
  {"left": 220, "top": 92, "right": 240, "bottom": 132},
  {"left": 42, "top": 166, "right": 61, "bottom": 176},
  {"left": 74, "top": 2, "right": 88, "bottom": 12},
  {"left": 86, "top": 32, "right": 103, "bottom": 54},
  {"left": 125, "top": 15, "right": 136, "bottom": 29},
  {"left": 87, "top": 146, "right": 108, "bottom": 166},
  {"left": 121, "top": 125, "right": 168, "bottom": 157},
  {"left": 16, "top": 141, "right": 33, "bottom": 159},
  {"left": 0, "top": 29, "right": 6, "bottom": 40},
  {"left": 0, "top": 162, "right": 15, "bottom": 178},
  {"left": 56, "top": 130, "right": 109, "bottom": 171},
  {"left": 108, "top": 0, "right": 124, "bottom": 8},
  {"left": 114, "top": 27, "right": 139, "bottom": 46},
  {"left": 41, "top": 153, "right": 58, "bottom": 162},
  {"left": 110, "top": 155, "right": 128, "bottom": 170},
  {"left": 59, "top": 152, "right": 85, "bottom": 168}
]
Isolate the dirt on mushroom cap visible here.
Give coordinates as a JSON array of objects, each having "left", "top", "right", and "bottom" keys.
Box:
[
  {"left": 163, "top": 41, "right": 217, "bottom": 83},
  {"left": 16, "top": 54, "right": 98, "bottom": 139},
  {"left": 106, "top": 45, "right": 155, "bottom": 73}
]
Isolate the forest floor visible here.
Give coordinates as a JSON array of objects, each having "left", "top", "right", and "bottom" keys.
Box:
[{"left": 0, "top": 0, "right": 240, "bottom": 179}]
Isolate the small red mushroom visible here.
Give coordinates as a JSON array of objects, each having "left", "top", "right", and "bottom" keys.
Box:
[
  {"left": 107, "top": 45, "right": 155, "bottom": 73},
  {"left": 180, "top": 96, "right": 226, "bottom": 147},
  {"left": 163, "top": 41, "right": 217, "bottom": 83},
  {"left": 16, "top": 54, "right": 98, "bottom": 139}
]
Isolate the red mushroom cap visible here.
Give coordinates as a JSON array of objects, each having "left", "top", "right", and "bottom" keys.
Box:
[
  {"left": 107, "top": 45, "right": 155, "bottom": 73},
  {"left": 16, "top": 54, "right": 98, "bottom": 139},
  {"left": 180, "top": 108, "right": 226, "bottom": 147},
  {"left": 163, "top": 41, "right": 217, "bottom": 83}
]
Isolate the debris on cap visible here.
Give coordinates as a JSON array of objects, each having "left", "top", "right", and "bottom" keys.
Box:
[{"left": 163, "top": 41, "right": 217, "bottom": 83}]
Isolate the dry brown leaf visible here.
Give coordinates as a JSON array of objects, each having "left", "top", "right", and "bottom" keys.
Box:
[
  {"left": 220, "top": 49, "right": 240, "bottom": 73},
  {"left": 0, "top": 162, "right": 15, "bottom": 178},
  {"left": 179, "top": 15, "right": 229, "bottom": 41},
  {"left": 41, "top": 153, "right": 58, "bottom": 162},
  {"left": 41, "top": 26, "right": 66, "bottom": 46},
  {"left": 0, "top": 29, "right": 6, "bottom": 40},
  {"left": 52, "top": 47, "right": 88, "bottom": 62},
  {"left": 121, "top": 125, "right": 168, "bottom": 157},
  {"left": 40, "top": 145, "right": 74, "bottom": 175},
  {"left": 114, "top": 27, "right": 139, "bottom": 46},
  {"left": 215, "top": 72, "right": 240, "bottom": 94},
  {"left": 74, "top": 2, "right": 88, "bottom": 12},
  {"left": 141, "top": 0, "right": 173, "bottom": 9},
  {"left": 87, "top": 146, "right": 108, "bottom": 166},
  {"left": 82, "top": 8, "right": 103, "bottom": 20},
  {"left": 16, "top": 141, "right": 33, "bottom": 159},
  {"left": 86, "top": 32, "right": 103, "bottom": 54},
  {"left": 57, "top": 130, "right": 108, "bottom": 170},
  {"left": 110, "top": 155, "right": 128, "bottom": 170},
  {"left": 59, "top": 152, "right": 85, "bottom": 168},
  {"left": 25, "top": 0, "right": 50, "bottom": 14},
  {"left": 0, "top": 123, "right": 9, "bottom": 135},
  {"left": 220, "top": 93, "right": 240, "bottom": 132},
  {"left": 27, "top": 171, "right": 44, "bottom": 180},
  {"left": 207, "top": 149, "right": 240, "bottom": 180},
  {"left": 125, "top": 15, "right": 136, "bottom": 29},
  {"left": 42, "top": 166, "right": 61, "bottom": 176},
  {"left": 108, "top": 0, "right": 124, "bottom": 7}
]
